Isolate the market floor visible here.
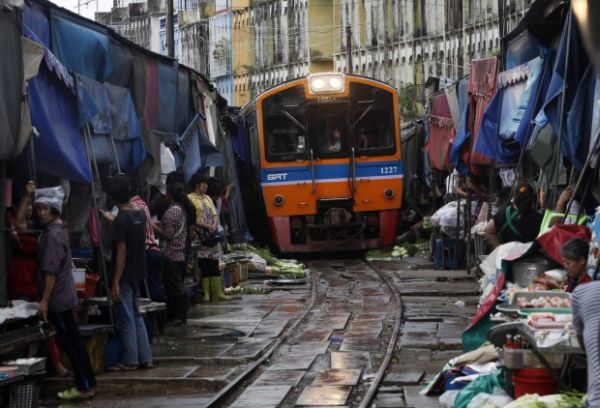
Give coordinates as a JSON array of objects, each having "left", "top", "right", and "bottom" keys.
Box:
[
  {"left": 371, "top": 262, "right": 480, "bottom": 407},
  {"left": 42, "top": 259, "right": 479, "bottom": 407}
]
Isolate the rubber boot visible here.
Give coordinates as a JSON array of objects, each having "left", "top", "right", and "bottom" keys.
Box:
[
  {"left": 209, "top": 276, "right": 229, "bottom": 302},
  {"left": 201, "top": 277, "right": 211, "bottom": 302}
]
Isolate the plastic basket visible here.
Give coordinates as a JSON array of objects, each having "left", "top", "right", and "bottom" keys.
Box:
[{"left": 9, "top": 380, "right": 40, "bottom": 408}]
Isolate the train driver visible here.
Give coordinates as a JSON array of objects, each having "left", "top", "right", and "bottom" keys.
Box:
[{"left": 323, "top": 127, "right": 342, "bottom": 153}]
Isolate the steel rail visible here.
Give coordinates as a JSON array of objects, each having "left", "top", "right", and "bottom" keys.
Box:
[
  {"left": 359, "top": 261, "right": 403, "bottom": 408},
  {"left": 203, "top": 267, "right": 320, "bottom": 408}
]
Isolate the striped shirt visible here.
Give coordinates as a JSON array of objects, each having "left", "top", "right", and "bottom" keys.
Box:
[
  {"left": 572, "top": 281, "right": 600, "bottom": 408},
  {"left": 161, "top": 204, "right": 187, "bottom": 262}
]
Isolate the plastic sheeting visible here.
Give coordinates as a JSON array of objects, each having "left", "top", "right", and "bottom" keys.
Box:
[
  {"left": 179, "top": 114, "right": 225, "bottom": 181},
  {"left": 28, "top": 49, "right": 91, "bottom": 183},
  {"left": 426, "top": 92, "right": 455, "bottom": 172},
  {"left": 16, "top": 37, "right": 45, "bottom": 158},
  {"left": 50, "top": 9, "right": 114, "bottom": 81},
  {"left": 106, "top": 39, "right": 133, "bottom": 87},
  {"left": 231, "top": 115, "right": 251, "bottom": 163},
  {"left": 535, "top": 12, "right": 589, "bottom": 162},
  {"left": 474, "top": 57, "right": 545, "bottom": 163},
  {"left": 451, "top": 104, "right": 470, "bottom": 175},
  {"left": 175, "top": 68, "right": 194, "bottom": 135},
  {"left": 505, "top": 30, "right": 547, "bottom": 70},
  {"left": 0, "top": 9, "right": 23, "bottom": 160},
  {"left": 76, "top": 75, "right": 146, "bottom": 171},
  {"left": 565, "top": 65, "right": 596, "bottom": 170},
  {"left": 401, "top": 121, "right": 426, "bottom": 208},
  {"left": 156, "top": 61, "right": 178, "bottom": 133},
  {"left": 22, "top": 3, "right": 50, "bottom": 47},
  {"left": 467, "top": 58, "right": 498, "bottom": 166}
]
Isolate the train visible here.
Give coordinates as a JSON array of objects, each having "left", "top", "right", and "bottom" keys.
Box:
[{"left": 239, "top": 72, "right": 403, "bottom": 253}]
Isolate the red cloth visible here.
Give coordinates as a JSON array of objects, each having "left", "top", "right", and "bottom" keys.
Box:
[
  {"left": 467, "top": 57, "right": 498, "bottom": 167},
  {"left": 566, "top": 273, "right": 592, "bottom": 293},
  {"left": 426, "top": 92, "right": 455, "bottom": 171},
  {"left": 8, "top": 233, "right": 38, "bottom": 300},
  {"left": 466, "top": 271, "right": 506, "bottom": 331},
  {"left": 536, "top": 224, "right": 591, "bottom": 265}
]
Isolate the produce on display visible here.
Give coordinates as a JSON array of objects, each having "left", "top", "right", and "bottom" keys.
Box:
[{"left": 516, "top": 296, "right": 571, "bottom": 309}]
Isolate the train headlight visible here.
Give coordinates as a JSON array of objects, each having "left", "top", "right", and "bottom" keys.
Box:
[
  {"left": 329, "top": 76, "right": 342, "bottom": 89},
  {"left": 273, "top": 194, "right": 285, "bottom": 206},
  {"left": 312, "top": 78, "right": 325, "bottom": 90},
  {"left": 308, "top": 73, "right": 345, "bottom": 94},
  {"left": 384, "top": 188, "right": 395, "bottom": 199}
]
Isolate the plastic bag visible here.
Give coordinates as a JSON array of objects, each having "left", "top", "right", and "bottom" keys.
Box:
[
  {"left": 439, "top": 390, "right": 460, "bottom": 408},
  {"left": 453, "top": 370, "right": 505, "bottom": 408},
  {"left": 466, "top": 387, "right": 513, "bottom": 408}
]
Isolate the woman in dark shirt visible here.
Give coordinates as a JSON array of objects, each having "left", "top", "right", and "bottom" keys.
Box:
[
  {"left": 35, "top": 187, "right": 96, "bottom": 401},
  {"left": 483, "top": 182, "right": 543, "bottom": 248}
]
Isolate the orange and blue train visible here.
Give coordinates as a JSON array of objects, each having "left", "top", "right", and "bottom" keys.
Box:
[{"left": 240, "top": 73, "right": 403, "bottom": 253}]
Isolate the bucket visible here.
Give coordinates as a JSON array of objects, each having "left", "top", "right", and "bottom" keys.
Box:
[
  {"left": 513, "top": 368, "right": 558, "bottom": 398},
  {"left": 82, "top": 274, "right": 100, "bottom": 299},
  {"left": 72, "top": 268, "right": 86, "bottom": 292}
]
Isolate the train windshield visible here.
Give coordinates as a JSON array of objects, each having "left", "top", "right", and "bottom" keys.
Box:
[
  {"left": 261, "top": 81, "right": 396, "bottom": 162},
  {"left": 262, "top": 86, "right": 307, "bottom": 162},
  {"left": 349, "top": 83, "right": 396, "bottom": 156}
]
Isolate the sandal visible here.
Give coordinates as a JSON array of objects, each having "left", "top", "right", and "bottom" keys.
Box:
[
  {"left": 106, "top": 363, "right": 138, "bottom": 372},
  {"left": 57, "top": 387, "right": 95, "bottom": 401},
  {"left": 139, "top": 361, "right": 155, "bottom": 369}
]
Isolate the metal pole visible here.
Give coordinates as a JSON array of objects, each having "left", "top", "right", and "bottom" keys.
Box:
[
  {"left": 0, "top": 162, "right": 8, "bottom": 307},
  {"left": 346, "top": 25, "right": 353, "bottom": 74},
  {"left": 109, "top": 135, "right": 122, "bottom": 174},
  {"left": 84, "top": 125, "right": 114, "bottom": 326},
  {"left": 552, "top": 10, "right": 573, "bottom": 206},
  {"left": 166, "top": 0, "right": 175, "bottom": 58}
]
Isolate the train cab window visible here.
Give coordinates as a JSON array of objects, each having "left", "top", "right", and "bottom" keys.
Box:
[
  {"left": 317, "top": 117, "right": 347, "bottom": 157},
  {"left": 262, "top": 86, "right": 307, "bottom": 162},
  {"left": 349, "top": 83, "right": 396, "bottom": 156}
]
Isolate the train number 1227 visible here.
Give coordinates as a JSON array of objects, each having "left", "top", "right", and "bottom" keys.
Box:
[{"left": 380, "top": 166, "right": 398, "bottom": 174}]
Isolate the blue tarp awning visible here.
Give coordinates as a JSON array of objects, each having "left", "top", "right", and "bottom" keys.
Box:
[
  {"left": 50, "top": 9, "right": 114, "bottom": 81},
  {"left": 155, "top": 61, "right": 178, "bottom": 133},
  {"left": 505, "top": 30, "right": 548, "bottom": 70},
  {"left": 564, "top": 65, "right": 596, "bottom": 170},
  {"left": 474, "top": 56, "right": 548, "bottom": 163},
  {"left": 450, "top": 104, "right": 470, "bottom": 175},
  {"left": 76, "top": 75, "right": 146, "bottom": 171},
  {"left": 28, "top": 48, "right": 92, "bottom": 183},
  {"left": 179, "top": 114, "right": 225, "bottom": 180},
  {"left": 534, "top": 11, "right": 589, "bottom": 162}
]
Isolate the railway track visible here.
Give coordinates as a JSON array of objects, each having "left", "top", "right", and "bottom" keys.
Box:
[{"left": 204, "top": 259, "right": 403, "bottom": 408}]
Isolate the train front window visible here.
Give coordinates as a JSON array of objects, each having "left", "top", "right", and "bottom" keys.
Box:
[
  {"left": 350, "top": 83, "right": 396, "bottom": 156},
  {"left": 306, "top": 103, "right": 349, "bottom": 159},
  {"left": 262, "top": 86, "right": 307, "bottom": 162}
]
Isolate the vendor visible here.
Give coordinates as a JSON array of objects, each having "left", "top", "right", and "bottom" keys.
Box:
[
  {"left": 482, "top": 182, "right": 542, "bottom": 248},
  {"left": 534, "top": 238, "right": 592, "bottom": 292}
]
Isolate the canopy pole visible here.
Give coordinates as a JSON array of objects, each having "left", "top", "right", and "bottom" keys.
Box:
[
  {"left": 109, "top": 134, "right": 122, "bottom": 174},
  {"left": 552, "top": 9, "right": 573, "bottom": 206},
  {"left": 0, "top": 162, "right": 8, "bottom": 307},
  {"left": 84, "top": 124, "right": 114, "bottom": 326}
]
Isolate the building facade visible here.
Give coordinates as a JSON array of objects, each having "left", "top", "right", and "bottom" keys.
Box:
[
  {"left": 98, "top": 0, "right": 214, "bottom": 77},
  {"left": 229, "top": 0, "right": 533, "bottom": 110}
]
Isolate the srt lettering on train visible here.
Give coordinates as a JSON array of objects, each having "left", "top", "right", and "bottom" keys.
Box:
[{"left": 267, "top": 173, "right": 288, "bottom": 181}]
